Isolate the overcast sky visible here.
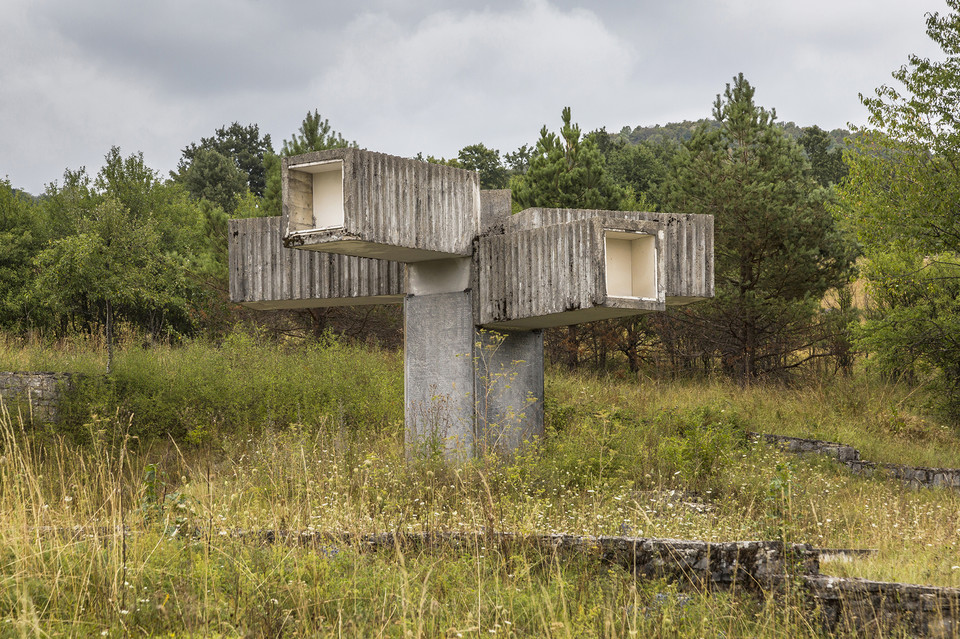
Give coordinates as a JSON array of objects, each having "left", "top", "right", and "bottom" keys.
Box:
[{"left": 1, "top": 0, "right": 948, "bottom": 195}]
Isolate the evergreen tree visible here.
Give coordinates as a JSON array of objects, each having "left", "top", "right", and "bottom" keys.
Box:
[
  {"left": 663, "top": 74, "right": 856, "bottom": 381},
  {"left": 176, "top": 122, "right": 273, "bottom": 197},
  {"left": 281, "top": 110, "right": 355, "bottom": 156},
  {"left": 180, "top": 148, "right": 247, "bottom": 214},
  {"left": 512, "top": 107, "right": 632, "bottom": 210},
  {"left": 798, "top": 125, "right": 847, "bottom": 187},
  {"left": 261, "top": 111, "right": 355, "bottom": 216}
]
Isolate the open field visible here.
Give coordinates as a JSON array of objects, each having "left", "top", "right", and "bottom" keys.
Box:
[{"left": 1, "top": 334, "right": 959, "bottom": 636}]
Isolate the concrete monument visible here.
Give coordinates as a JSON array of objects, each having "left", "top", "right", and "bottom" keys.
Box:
[{"left": 229, "top": 148, "right": 713, "bottom": 457}]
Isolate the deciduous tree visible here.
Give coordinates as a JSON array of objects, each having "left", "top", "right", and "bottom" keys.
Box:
[
  {"left": 176, "top": 122, "right": 273, "bottom": 196},
  {"left": 0, "top": 179, "right": 44, "bottom": 328},
  {"left": 840, "top": 0, "right": 960, "bottom": 419},
  {"left": 457, "top": 143, "right": 508, "bottom": 189}
]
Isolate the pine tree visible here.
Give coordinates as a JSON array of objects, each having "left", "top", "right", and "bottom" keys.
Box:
[
  {"left": 261, "top": 111, "right": 355, "bottom": 216},
  {"left": 664, "top": 74, "right": 856, "bottom": 380},
  {"left": 512, "top": 107, "right": 632, "bottom": 210},
  {"left": 798, "top": 125, "right": 847, "bottom": 187},
  {"left": 175, "top": 122, "right": 273, "bottom": 197}
]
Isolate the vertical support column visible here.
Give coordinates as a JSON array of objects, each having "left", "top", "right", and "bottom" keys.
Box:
[
  {"left": 474, "top": 329, "right": 544, "bottom": 456},
  {"left": 404, "top": 260, "right": 476, "bottom": 458},
  {"left": 404, "top": 257, "right": 546, "bottom": 460}
]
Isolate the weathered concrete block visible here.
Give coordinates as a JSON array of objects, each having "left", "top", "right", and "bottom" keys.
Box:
[
  {"left": 474, "top": 329, "right": 544, "bottom": 455},
  {"left": 229, "top": 216, "right": 404, "bottom": 309},
  {"left": 807, "top": 575, "right": 960, "bottom": 637},
  {"left": 489, "top": 208, "right": 714, "bottom": 304},
  {"left": 282, "top": 149, "right": 480, "bottom": 262},
  {"left": 476, "top": 215, "right": 665, "bottom": 329}
]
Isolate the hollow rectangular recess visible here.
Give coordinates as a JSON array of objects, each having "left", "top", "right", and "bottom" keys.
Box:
[
  {"left": 604, "top": 231, "right": 657, "bottom": 300},
  {"left": 287, "top": 160, "right": 344, "bottom": 232}
]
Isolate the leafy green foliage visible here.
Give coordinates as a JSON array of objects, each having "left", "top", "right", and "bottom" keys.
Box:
[
  {"left": 23, "top": 148, "right": 217, "bottom": 340},
  {"left": 176, "top": 122, "right": 273, "bottom": 196},
  {"left": 504, "top": 143, "right": 533, "bottom": 175},
  {"left": 0, "top": 179, "right": 45, "bottom": 328},
  {"left": 663, "top": 74, "right": 856, "bottom": 380},
  {"left": 798, "top": 125, "right": 848, "bottom": 187},
  {"left": 840, "top": 0, "right": 960, "bottom": 421},
  {"left": 179, "top": 148, "right": 247, "bottom": 213},
  {"left": 587, "top": 127, "right": 674, "bottom": 210},
  {"left": 29, "top": 197, "right": 190, "bottom": 339},
  {"left": 457, "top": 143, "right": 509, "bottom": 189}
]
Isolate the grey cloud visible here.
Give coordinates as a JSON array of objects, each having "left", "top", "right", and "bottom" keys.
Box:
[
  {"left": 0, "top": 0, "right": 952, "bottom": 194},
  {"left": 27, "top": 0, "right": 345, "bottom": 96}
]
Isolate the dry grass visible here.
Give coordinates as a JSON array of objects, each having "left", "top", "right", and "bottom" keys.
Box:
[{"left": 1, "top": 336, "right": 959, "bottom": 635}]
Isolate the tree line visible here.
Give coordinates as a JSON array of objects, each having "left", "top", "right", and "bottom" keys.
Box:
[{"left": 2, "top": 1, "right": 959, "bottom": 420}]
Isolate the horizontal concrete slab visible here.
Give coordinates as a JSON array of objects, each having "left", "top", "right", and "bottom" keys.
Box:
[{"left": 490, "top": 208, "right": 714, "bottom": 303}]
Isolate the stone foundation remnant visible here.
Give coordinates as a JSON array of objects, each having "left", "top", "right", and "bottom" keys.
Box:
[
  {"left": 36, "top": 524, "right": 960, "bottom": 636},
  {"left": 0, "top": 372, "right": 76, "bottom": 424},
  {"left": 758, "top": 432, "right": 960, "bottom": 491},
  {"left": 230, "top": 148, "right": 714, "bottom": 457}
]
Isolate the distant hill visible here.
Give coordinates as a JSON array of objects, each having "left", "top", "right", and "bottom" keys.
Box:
[
  {"left": 618, "top": 120, "right": 853, "bottom": 148},
  {"left": 11, "top": 187, "right": 40, "bottom": 202}
]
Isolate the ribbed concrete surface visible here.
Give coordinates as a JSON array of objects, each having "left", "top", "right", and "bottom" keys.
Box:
[
  {"left": 228, "top": 217, "right": 404, "bottom": 309},
  {"left": 493, "top": 208, "right": 713, "bottom": 303},
  {"left": 476, "top": 216, "right": 665, "bottom": 329},
  {"left": 282, "top": 149, "right": 480, "bottom": 261}
]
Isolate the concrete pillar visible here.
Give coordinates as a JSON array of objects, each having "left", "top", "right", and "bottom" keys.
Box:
[
  {"left": 404, "top": 290, "right": 476, "bottom": 458},
  {"left": 404, "top": 257, "right": 545, "bottom": 459},
  {"left": 474, "top": 329, "right": 544, "bottom": 456},
  {"left": 404, "top": 258, "right": 476, "bottom": 458}
]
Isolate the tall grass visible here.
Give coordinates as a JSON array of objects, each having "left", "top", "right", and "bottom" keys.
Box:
[
  {"left": 1, "top": 333, "right": 960, "bottom": 635},
  {"left": 1, "top": 329, "right": 403, "bottom": 443},
  {"left": 0, "top": 406, "right": 825, "bottom": 637}
]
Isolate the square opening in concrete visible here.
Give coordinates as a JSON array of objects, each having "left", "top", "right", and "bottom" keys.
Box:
[
  {"left": 287, "top": 160, "right": 344, "bottom": 232},
  {"left": 604, "top": 231, "right": 657, "bottom": 300}
]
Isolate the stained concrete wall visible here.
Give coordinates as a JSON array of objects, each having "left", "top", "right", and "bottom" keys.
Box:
[
  {"left": 228, "top": 216, "right": 404, "bottom": 309},
  {"left": 479, "top": 189, "right": 512, "bottom": 228},
  {"left": 493, "top": 208, "right": 713, "bottom": 304},
  {"left": 0, "top": 372, "right": 76, "bottom": 423},
  {"left": 282, "top": 149, "right": 481, "bottom": 261}
]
